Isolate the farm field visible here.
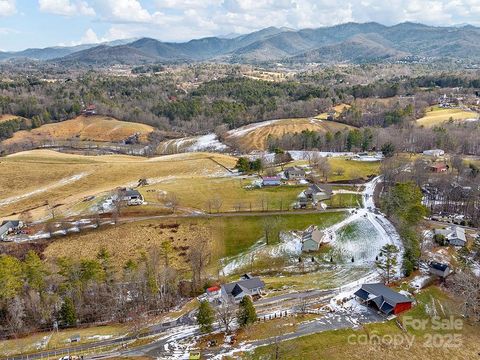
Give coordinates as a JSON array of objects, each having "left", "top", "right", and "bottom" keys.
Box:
[
  {"left": 0, "top": 150, "right": 237, "bottom": 220},
  {"left": 2, "top": 115, "right": 155, "bottom": 148},
  {"left": 416, "top": 106, "right": 479, "bottom": 127},
  {"left": 41, "top": 212, "right": 346, "bottom": 272},
  {"left": 142, "top": 177, "right": 306, "bottom": 213},
  {"left": 0, "top": 324, "right": 127, "bottom": 358},
  {"left": 225, "top": 117, "right": 354, "bottom": 151},
  {"left": 291, "top": 157, "right": 380, "bottom": 182}
]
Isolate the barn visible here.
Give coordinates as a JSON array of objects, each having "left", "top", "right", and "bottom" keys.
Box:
[{"left": 354, "top": 283, "right": 413, "bottom": 316}]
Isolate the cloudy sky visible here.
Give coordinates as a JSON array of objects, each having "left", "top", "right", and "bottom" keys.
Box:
[{"left": 1, "top": 0, "right": 480, "bottom": 51}]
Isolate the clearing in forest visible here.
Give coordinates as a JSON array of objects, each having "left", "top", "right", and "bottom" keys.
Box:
[
  {"left": 416, "top": 106, "right": 479, "bottom": 127},
  {"left": 226, "top": 117, "right": 353, "bottom": 151},
  {"left": 2, "top": 115, "right": 155, "bottom": 147}
]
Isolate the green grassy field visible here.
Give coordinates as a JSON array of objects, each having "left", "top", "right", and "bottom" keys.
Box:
[
  {"left": 142, "top": 177, "right": 306, "bottom": 213},
  {"left": 324, "top": 193, "right": 362, "bottom": 208},
  {"left": 208, "top": 211, "right": 347, "bottom": 258}
]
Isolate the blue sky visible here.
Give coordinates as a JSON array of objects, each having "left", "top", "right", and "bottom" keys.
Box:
[{"left": 1, "top": 0, "right": 480, "bottom": 51}]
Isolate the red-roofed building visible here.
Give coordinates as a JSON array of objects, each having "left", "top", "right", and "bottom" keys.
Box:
[{"left": 429, "top": 163, "right": 448, "bottom": 173}]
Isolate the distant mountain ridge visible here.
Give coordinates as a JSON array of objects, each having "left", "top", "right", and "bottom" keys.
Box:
[{"left": 2, "top": 23, "right": 480, "bottom": 65}]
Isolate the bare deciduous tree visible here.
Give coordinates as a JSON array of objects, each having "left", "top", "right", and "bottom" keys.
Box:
[{"left": 216, "top": 302, "right": 236, "bottom": 334}]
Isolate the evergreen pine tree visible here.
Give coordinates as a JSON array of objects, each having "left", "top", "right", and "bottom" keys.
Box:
[
  {"left": 60, "top": 297, "right": 77, "bottom": 326},
  {"left": 197, "top": 300, "right": 215, "bottom": 333},
  {"left": 237, "top": 296, "right": 257, "bottom": 327}
]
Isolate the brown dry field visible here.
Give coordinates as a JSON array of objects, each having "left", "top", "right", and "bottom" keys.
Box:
[
  {"left": 0, "top": 150, "right": 237, "bottom": 220},
  {"left": 42, "top": 218, "right": 214, "bottom": 271},
  {"left": 0, "top": 114, "right": 28, "bottom": 123},
  {"left": 2, "top": 115, "right": 154, "bottom": 147},
  {"left": 226, "top": 118, "right": 353, "bottom": 151}
]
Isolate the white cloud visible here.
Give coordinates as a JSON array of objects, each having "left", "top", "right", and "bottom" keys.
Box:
[
  {"left": 46, "top": 0, "right": 480, "bottom": 45},
  {"left": 39, "top": 0, "right": 95, "bottom": 16},
  {"left": 0, "top": 0, "right": 16, "bottom": 16},
  {"left": 94, "top": 0, "right": 154, "bottom": 22}
]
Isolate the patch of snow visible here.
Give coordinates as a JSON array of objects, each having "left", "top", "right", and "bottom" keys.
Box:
[
  {"left": 410, "top": 274, "right": 431, "bottom": 289},
  {"left": 0, "top": 172, "right": 89, "bottom": 207}
]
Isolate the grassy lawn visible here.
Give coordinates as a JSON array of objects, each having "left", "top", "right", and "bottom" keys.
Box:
[
  {"left": 327, "top": 158, "right": 380, "bottom": 182},
  {"left": 324, "top": 193, "right": 362, "bottom": 208},
  {"left": 142, "top": 177, "right": 306, "bottom": 213},
  {"left": 416, "top": 106, "right": 479, "bottom": 127},
  {"left": 263, "top": 266, "right": 371, "bottom": 292},
  {"left": 209, "top": 211, "right": 347, "bottom": 259},
  {"left": 251, "top": 286, "right": 480, "bottom": 359}
]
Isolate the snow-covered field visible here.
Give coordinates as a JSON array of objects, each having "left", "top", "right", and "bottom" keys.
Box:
[
  {"left": 158, "top": 133, "right": 228, "bottom": 153},
  {"left": 220, "top": 176, "right": 403, "bottom": 281}
]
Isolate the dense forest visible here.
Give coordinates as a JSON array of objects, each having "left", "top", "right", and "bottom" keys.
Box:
[{"left": 1, "top": 65, "right": 479, "bottom": 155}]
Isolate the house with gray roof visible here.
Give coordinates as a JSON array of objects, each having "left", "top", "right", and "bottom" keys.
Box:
[
  {"left": 301, "top": 227, "right": 324, "bottom": 252},
  {"left": 221, "top": 276, "right": 265, "bottom": 303},
  {"left": 284, "top": 166, "right": 305, "bottom": 180},
  {"left": 122, "top": 189, "right": 144, "bottom": 205},
  {"left": 354, "top": 283, "right": 413, "bottom": 315},
  {"left": 304, "top": 184, "right": 332, "bottom": 202},
  {"left": 0, "top": 220, "right": 23, "bottom": 241},
  {"left": 434, "top": 226, "right": 466, "bottom": 246}
]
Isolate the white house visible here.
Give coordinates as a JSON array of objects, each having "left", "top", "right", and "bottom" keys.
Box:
[{"left": 434, "top": 226, "right": 466, "bottom": 246}]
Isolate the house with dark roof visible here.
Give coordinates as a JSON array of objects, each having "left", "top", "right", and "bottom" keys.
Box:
[
  {"left": 122, "top": 189, "right": 144, "bottom": 205},
  {"left": 0, "top": 220, "right": 23, "bottom": 241},
  {"left": 304, "top": 184, "right": 332, "bottom": 202},
  {"left": 354, "top": 283, "right": 413, "bottom": 316},
  {"left": 429, "top": 261, "right": 451, "bottom": 278},
  {"left": 284, "top": 166, "right": 305, "bottom": 180},
  {"left": 221, "top": 276, "right": 265, "bottom": 303},
  {"left": 434, "top": 226, "right": 466, "bottom": 246}
]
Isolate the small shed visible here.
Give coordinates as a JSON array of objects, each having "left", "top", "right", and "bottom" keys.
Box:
[
  {"left": 429, "top": 261, "right": 451, "bottom": 278},
  {"left": 429, "top": 163, "right": 448, "bottom": 173},
  {"left": 70, "top": 334, "right": 81, "bottom": 343},
  {"left": 301, "top": 227, "right": 324, "bottom": 252}
]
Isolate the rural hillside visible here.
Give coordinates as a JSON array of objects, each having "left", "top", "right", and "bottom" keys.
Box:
[
  {"left": 225, "top": 118, "right": 354, "bottom": 151},
  {"left": 1, "top": 4, "right": 480, "bottom": 359},
  {"left": 2, "top": 115, "right": 155, "bottom": 151}
]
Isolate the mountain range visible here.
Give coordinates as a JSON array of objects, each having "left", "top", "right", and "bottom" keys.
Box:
[{"left": 2, "top": 22, "right": 480, "bottom": 65}]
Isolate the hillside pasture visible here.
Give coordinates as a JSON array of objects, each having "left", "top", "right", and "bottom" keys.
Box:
[
  {"left": 416, "top": 106, "right": 479, "bottom": 127},
  {"left": 0, "top": 150, "right": 237, "bottom": 219},
  {"left": 314, "top": 103, "right": 351, "bottom": 120},
  {"left": 42, "top": 212, "right": 346, "bottom": 271},
  {"left": 2, "top": 115, "right": 155, "bottom": 148},
  {"left": 225, "top": 117, "right": 354, "bottom": 151}
]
